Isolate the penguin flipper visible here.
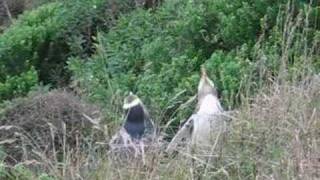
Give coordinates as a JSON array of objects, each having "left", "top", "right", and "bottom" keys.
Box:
[{"left": 166, "top": 115, "right": 195, "bottom": 154}]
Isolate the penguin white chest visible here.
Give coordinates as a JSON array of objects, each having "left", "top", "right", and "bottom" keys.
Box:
[
  {"left": 192, "top": 115, "right": 212, "bottom": 146},
  {"left": 197, "top": 94, "right": 222, "bottom": 114},
  {"left": 192, "top": 94, "right": 222, "bottom": 146}
]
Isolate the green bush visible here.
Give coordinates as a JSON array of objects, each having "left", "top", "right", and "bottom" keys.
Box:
[
  {"left": 204, "top": 50, "right": 252, "bottom": 107},
  {"left": 0, "top": 0, "right": 108, "bottom": 102},
  {"left": 0, "top": 68, "right": 38, "bottom": 101},
  {"left": 0, "top": 0, "right": 147, "bottom": 102},
  {"left": 205, "top": 0, "right": 286, "bottom": 48},
  {"left": 70, "top": 0, "right": 291, "bottom": 122}
]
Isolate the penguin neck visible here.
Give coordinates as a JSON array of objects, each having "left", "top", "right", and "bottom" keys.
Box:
[
  {"left": 197, "top": 94, "right": 222, "bottom": 115},
  {"left": 198, "top": 76, "right": 214, "bottom": 93},
  {"left": 198, "top": 79, "right": 217, "bottom": 102}
]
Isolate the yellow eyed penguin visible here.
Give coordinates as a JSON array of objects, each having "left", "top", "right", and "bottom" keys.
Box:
[
  {"left": 192, "top": 67, "right": 224, "bottom": 146},
  {"left": 122, "top": 92, "right": 155, "bottom": 139},
  {"left": 109, "top": 92, "right": 155, "bottom": 160},
  {"left": 166, "top": 66, "right": 226, "bottom": 153}
]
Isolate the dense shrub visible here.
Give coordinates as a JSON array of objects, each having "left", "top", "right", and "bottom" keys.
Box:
[
  {"left": 70, "top": 0, "right": 296, "bottom": 121},
  {"left": 0, "top": 0, "right": 150, "bottom": 102},
  {"left": 0, "top": 0, "right": 123, "bottom": 102},
  {"left": 0, "top": 68, "right": 38, "bottom": 101},
  {"left": 204, "top": 50, "right": 252, "bottom": 106},
  {"left": 0, "top": 0, "right": 106, "bottom": 81}
]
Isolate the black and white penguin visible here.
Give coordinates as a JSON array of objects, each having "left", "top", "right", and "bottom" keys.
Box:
[
  {"left": 167, "top": 66, "right": 226, "bottom": 153},
  {"left": 109, "top": 92, "right": 155, "bottom": 159},
  {"left": 122, "top": 92, "right": 155, "bottom": 139},
  {"left": 192, "top": 67, "right": 224, "bottom": 146},
  {"left": 197, "top": 66, "right": 219, "bottom": 111}
]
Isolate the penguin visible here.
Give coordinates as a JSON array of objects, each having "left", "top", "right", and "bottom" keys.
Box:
[
  {"left": 109, "top": 92, "right": 155, "bottom": 160},
  {"left": 196, "top": 66, "right": 219, "bottom": 111},
  {"left": 192, "top": 66, "right": 224, "bottom": 146},
  {"left": 122, "top": 92, "right": 155, "bottom": 139},
  {"left": 166, "top": 66, "right": 226, "bottom": 153}
]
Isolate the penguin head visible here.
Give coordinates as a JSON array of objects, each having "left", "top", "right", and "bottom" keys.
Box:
[
  {"left": 123, "top": 92, "right": 141, "bottom": 110},
  {"left": 196, "top": 66, "right": 223, "bottom": 114},
  {"left": 198, "top": 66, "right": 218, "bottom": 100}
]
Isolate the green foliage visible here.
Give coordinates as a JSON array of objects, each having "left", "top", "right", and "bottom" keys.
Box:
[
  {"left": 0, "top": 164, "right": 54, "bottom": 180},
  {"left": 0, "top": 68, "right": 38, "bottom": 101},
  {"left": 204, "top": 50, "right": 252, "bottom": 106},
  {"left": 0, "top": 0, "right": 107, "bottom": 101},
  {"left": 70, "top": 0, "right": 289, "bottom": 121},
  {"left": 38, "top": 174, "right": 56, "bottom": 180},
  {"left": 206, "top": 0, "right": 285, "bottom": 48},
  {"left": 0, "top": 163, "right": 6, "bottom": 179},
  {"left": 0, "top": 1, "right": 319, "bottom": 179},
  {"left": 0, "top": 0, "right": 118, "bottom": 102},
  {"left": 0, "top": 163, "right": 54, "bottom": 180}
]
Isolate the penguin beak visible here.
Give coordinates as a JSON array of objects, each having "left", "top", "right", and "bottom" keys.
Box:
[
  {"left": 201, "top": 65, "right": 207, "bottom": 78},
  {"left": 201, "top": 66, "right": 216, "bottom": 88}
]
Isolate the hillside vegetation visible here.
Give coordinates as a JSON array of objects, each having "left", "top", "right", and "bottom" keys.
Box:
[{"left": 0, "top": 0, "right": 319, "bottom": 179}]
